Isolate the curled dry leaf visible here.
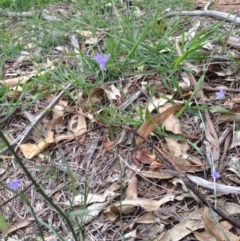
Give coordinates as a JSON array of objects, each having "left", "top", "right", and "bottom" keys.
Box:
[
  {"left": 111, "top": 84, "right": 121, "bottom": 97},
  {"left": 106, "top": 173, "right": 138, "bottom": 217},
  {"left": 216, "top": 105, "right": 240, "bottom": 124},
  {"left": 179, "top": 72, "right": 191, "bottom": 90},
  {"left": 68, "top": 111, "right": 87, "bottom": 140},
  {"left": 202, "top": 207, "right": 240, "bottom": 241},
  {"left": 162, "top": 107, "right": 182, "bottom": 134},
  {"left": 146, "top": 95, "right": 173, "bottom": 113},
  {"left": 150, "top": 161, "right": 162, "bottom": 169},
  {"left": 194, "top": 221, "right": 234, "bottom": 241},
  {"left": 160, "top": 104, "right": 190, "bottom": 157},
  {"left": 126, "top": 174, "right": 138, "bottom": 200},
  {"left": 224, "top": 168, "right": 240, "bottom": 184},
  {"left": 19, "top": 131, "right": 54, "bottom": 159},
  {"left": 132, "top": 149, "right": 163, "bottom": 168},
  {"left": 135, "top": 212, "right": 157, "bottom": 224},
  {"left": 88, "top": 87, "right": 117, "bottom": 105},
  {"left": 104, "top": 195, "right": 175, "bottom": 213},
  {"left": 165, "top": 138, "right": 189, "bottom": 157},
  {"left": 136, "top": 104, "right": 184, "bottom": 146},
  {"left": 0, "top": 70, "right": 47, "bottom": 87},
  {"left": 4, "top": 209, "right": 47, "bottom": 236},
  {"left": 102, "top": 135, "right": 119, "bottom": 151},
  {"left": 157, "top": 202, "right": 240, "bottom": 241},
  {"left": 229, "top": 131, "right": 240, "bottom": 149},
  {"left": 140, "top": 170, "right": 174, "bottom": 179},
  {"left": 63, "top": 182, "right": 120, "bottom": 206},
  {"left": 7, "top": 86, "right": 22, "bottom": 99},
  {"left": 77, "top": 30, "right": 93, "bottom": 37},
  {"left": 50, "top": 104, "right": 65, "bottom": 127},
  {"left": 83, "top": 198, "right": 114, "bottom": 224},
  {"left": 162, "top": 150, "right": 204, "bottom": 173},
  {"left": 136, "top": 149, "right": 154, "bottom": 164},
  {"left": 120, "top": 174, "right": 138, "bottom": 214}
]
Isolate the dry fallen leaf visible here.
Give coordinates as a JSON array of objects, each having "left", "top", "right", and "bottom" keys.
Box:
[
  {"left": 146, "top": 95, "right": 173, "bottom": 113},
  {"left": 136, "top": 104, "right": 184, "bottom": 146},
  {"left": 19, "top": 131, "right": 54, "bottom": 159},
  {"left": 0, "top": 70, "right": 48, "bottom": 87},
  {"left": 136, "top": 149, "right": 154, "bottom": 164},
  {"left": 135, "top": 212, "right": 157, "bottom": 224},
  {"left": 104, "top": 195, "right": 175, "bottom": 213},
  {"left": 140, "top": 170, "right": 174, "bottom": 179},
  {"left": 4, "top": 209, "right": 47, "bottom": 236},
  {"left": 63, "top": 182, "right": 119, "bottom": 206},
  {"left": 204, "top": 110, "right": 220, "bottom": 162},
  {"left": 162, "top": 150, "right": 204, "bottom": 173},
  {"left": 156, "top": 202, "right": 240, "bottom": 241},
  {"left": 216, "top": 105, "right": 240, "bottom": 124},
  {"left": 111, "top": 84, "right": 121, "bottom": 97},
  {"left": 120, "top": 174, "right": 139, "bottom": 214},
  {"left": 165, "top": 138, "right": 190, "bottom": 157},
  {"left": 161, "top": 107, "right": 182, "bottom": 134},
  {"left": 194, "top": 221, "right": 234, "bottom": 241},
  {"left": 77, "top": 30, "right": 93, "bottom": 37},
  {"left": 102, "top": 135, "right": 119, "bottom": 151},
  {"left": 7, "top": 86, "right": 22, "bottom": 99},
  {"left": 68, "top": 111, "right": 87, "bottom": 140},
  {"left": 83, "top": 199, "right": 114, "bottom": 224},
  {"left": 88, "top": 87, "right": 117, "bottom": 105},
  {"left": 229, "top": 131, "right": 240, "bottom": 149},
  {"left": 50, "top": 104, "right": 65, "bottom": 127},
  {"left": 202, "top": 207, "right": 240, "bottom": 241}
]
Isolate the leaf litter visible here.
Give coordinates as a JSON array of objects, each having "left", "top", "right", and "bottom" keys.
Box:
[{"left": 1, "top": 1, "right": 240, "bottom": 241}]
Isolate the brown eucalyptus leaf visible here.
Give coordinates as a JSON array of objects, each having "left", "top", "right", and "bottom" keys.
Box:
[
  {"left": 136, "top": 149, "right": 154, "bottom": 164},
  {"left": 4, "top": 209, "right": 47, "bottom": 236},
  {"left": 163, "top": 150, "right": 204, "bottom": 173},
  {"left": 146, "top": 95, "right": 173, "bottom": 113},
  {"left": 126, "top": 174, "right": 138, "bottom": 200},
  {"left": 50, "top": 104, "right": 65, "bottom": 127},
  {"left": 136, "top": 104, "right": 184, "bottom": 146},
  {"left": 140, "top": 170, "right": 174, "bottom": 179},
  {"left": 19, "top": 131, "right": 54, "bottom": 159},
  {"left": 216, "top": 105, "right": 240, "bottom": 124},
  {"left": 104, "top": 196, "right": 175, "bottom": 213},
  {"left": 88, "top": 87, "right": 117, "bottom": 105},
  {"left": 68, "top": 111, "right": 87, "bottom": 140},
  {"left": 135, "top": 212, "right": 157, "bottom": 224},
  {"left": 102, "top": 135, "right": 119, "bottom": 151},
  {"left": 202, "top": 207, "right": 240, "bottom": 241},
  {"left": 121, "top": 174, "right": 138, "bottom": 214}
]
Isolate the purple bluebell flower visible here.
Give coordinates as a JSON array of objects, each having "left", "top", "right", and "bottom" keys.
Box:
[
  {"left": 8, "top": 179, "right": 21, "bottom": 191},
  {"left": 215, "top": 89, "right": 226, "bottom": 99},
  {"left": 94, "top": 53, "right": 110, "bottom": 70},
  {"left": 212, "top": 170, "right": 220, "bottom": 179}
]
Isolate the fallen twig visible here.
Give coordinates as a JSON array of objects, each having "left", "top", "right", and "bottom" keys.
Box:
[{"left": 162, "top": 10, "right": 240, "bottom": 24}]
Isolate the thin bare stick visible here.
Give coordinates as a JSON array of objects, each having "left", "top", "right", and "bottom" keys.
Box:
[{"left": 161, "top": 10, "right": 240, "bottom": 24}]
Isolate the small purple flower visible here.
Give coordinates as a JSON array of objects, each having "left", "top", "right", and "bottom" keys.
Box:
[
  {"left": 8, "top": 179, "right": 21, "bottom": 191},
  {"left": 215, "top": 89, "right": 226, "bottom": 99},
  {"left": 94, "top": 53, "right": 110, "bottom": 70},
  {"left": 212, "top": 170, "right": 220, "bottom": 179}
]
